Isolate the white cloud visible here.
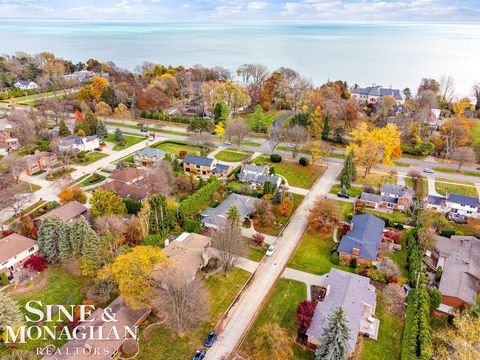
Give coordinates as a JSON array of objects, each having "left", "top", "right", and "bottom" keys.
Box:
[{"left": 247, "top": 1, "right": 268, "bottom": 10}]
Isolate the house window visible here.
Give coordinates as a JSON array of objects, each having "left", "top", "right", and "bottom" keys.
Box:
[
  {"left": 28, "top": 247, "right": 35, "bottom": 252},
  {"left": 387, "top": 203, "right": 394, "bottom": 208}
]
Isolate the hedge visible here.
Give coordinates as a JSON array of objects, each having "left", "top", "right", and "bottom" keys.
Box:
[
  {"left": 184, "top": 218, "right": 201, "bottom": 233},
  {"left": 140, "top": 111, "right": 202, "bottom": 125},
  {"left": 179, "top": 177, "right": 221, "bottom": 218}
]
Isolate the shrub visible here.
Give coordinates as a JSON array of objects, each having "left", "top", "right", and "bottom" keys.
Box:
[
  {"left": 330, "top": 252, "right": 339, "bottom": 265},
  {"left": 179, "top": 150, "right": 187, "bottom": 158},
  {"left": 0, "top": 272, "right": 9, "bottom": 285},
  {"left": 440, "top": 229, "right": 456, "bottom": 237},
  {"left": 270, "top": 154, "right": 282, "bottom": 163},
  {"left": 141, "top": 234, "right": 164, "bottom": 247},
  {"left": 184, "top": 219, "right": 201, "bottom": 233},
  {"left": 124, "top": 198, "right": 142, "bottom": 214},
  {"left": 296, "top": 301, "right": 317, "bottom": 335},
  {"left": 384, "top": 230, "right": 400, "bottom": 244},
  {"left": 299, "top": 157, "right": 309, "bottom": 166},
  {"left": 434, "top": 266, "right": 443, "bottom": 282},
  {"left": 179, "top": 178, "right": 221, "bottom": 218},
  {"left": 24, "top": 255, "right": 48, "bottom": 272},
  {"left": 252, "top": 233, "right": 265, "bottom": 246},
  {"left": 88, "top": 173, "right": 102, "bottom": 184},
  {"left": 350, "top": 257, "right": 357, "bottom": 268}
]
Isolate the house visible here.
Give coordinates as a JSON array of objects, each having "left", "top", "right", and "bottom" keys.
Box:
[
  {"left": 44, "top": 296, "right": 150, "bottom": 360},
  {"left": 423, "top": 235, "right": 480, "bottom": 308},
  {"left": 358, "top": 183, "right": 412, "bottom": 211},
  {"left": 182, "top": 155, "right": 233, "bottom": 178},
  {"left": 446, "top": 193, "right": 480, "bottom": 217},
  {"left": 23, "top": 150, "right": 59, "bottom": 175},
  {"left": 306, "top": 269, "right": 379, "bottom": 353},
  {"left": 161, "top": 232, "right": 212, "bottom": 280},
  {"left": 34, "top": 201, "right": 89, "bottom": 226},
  {"left": 99, "top": 167, "right": 148, "bottom": 200},
  {"left": 239, "top": 164, "right": 282, "bottom": 188},
  {"left": 63, "top": 70, "right": 109, "bottom": 84},
  {"left": 14, "top": 80, "right": 38, "bottom": 90},
  {"left": 133, "top": 147, "right": 166, "bottom": 167},
  {"left": 427, "top": 108, "right": 442, "bottom": 128},
  {"left": 201, "top": 193, "right": 257, "bottom": 229},
  {"left": 0, "top": 233, "right": 39, "bottom": 276},
  {"left": 425, "top": 195, "right": 447, "bottom": 212},
  {"left": 338, "top": 214, "right": 385, "bottom": 265},
  {"left": 351, "top": 85, "right": 406, "bottom": 105},
  {"left": 0, "top": 130, "right": 20, "bottom": 151},
  {"left": 58, "top": 135, "right": 100, "bottom": 153}
]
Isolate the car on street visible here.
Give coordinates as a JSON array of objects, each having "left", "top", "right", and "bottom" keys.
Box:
[
  {"left": 203, "top": 331, "right": 218, "bottom": 347},
  {"left": 266, "top": 245, "right": 276, "bottom": 256},
  {"left": 337, "top": 192, "right": 350, "bottom": 199},
  {"left": 224, "top": 141, "right": 232, "bottom": 145},
  {"left": 423, "top": 168, "right": 434, "bottom": 174},
  {"left": 192, "top": 349, "right": 206, "bottom": 360}
]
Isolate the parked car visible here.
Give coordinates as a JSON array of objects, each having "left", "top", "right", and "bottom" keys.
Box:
[
  {"left": 224, "top": 141, "right": 232, "bottom": 145},
  {"left": 203, "top": 331, "right": 218, "bottom": 347},
  {"left": 266, "top": 245, "right": 276, "bottom": 256},
  {"left": 447, "top": 212, "right": 467, "bottom": 224},
  {"left": 140, "top": 128, "right": 148, "bottom": 133},
  {"left": 423, "top": 168, "right": 434, "bottom": 174},
  {"left": 192, "top": 349, "right": 206, "bottom": 360},
  {"left": 337, "top": 192, "right": 350, "bottom": 199}
]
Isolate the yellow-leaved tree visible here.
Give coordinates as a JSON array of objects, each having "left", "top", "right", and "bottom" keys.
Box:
[
  {"left": 98, "top": 246, "right": 169, "bottom": 308},
  {"left": 347, "top": 123, "right": 401, "bottom": 177}
]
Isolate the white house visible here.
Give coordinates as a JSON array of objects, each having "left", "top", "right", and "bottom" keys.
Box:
[
  {"left": 59, "top": 135, "right": 100, "bottom": 153},
  {"left": 351, "top": 85, "right": 406, "bottom": 105},
  {"left": 14, "top": 80, "right": 39, "bottom": 90},
  {"left": 0, "top": 233, "right": 39, "bottom": 275},
  {"left": 446, "top": 193, "right": 480, "bottom": 217}
]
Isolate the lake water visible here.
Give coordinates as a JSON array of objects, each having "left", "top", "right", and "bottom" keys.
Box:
[{"left": 1, "top": 20, "right": 479, "bottom": 96}]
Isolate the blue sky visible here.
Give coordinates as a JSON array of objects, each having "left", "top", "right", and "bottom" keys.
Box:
[{"left": 0, "top": 0, "right": 479, "bottom": 21}]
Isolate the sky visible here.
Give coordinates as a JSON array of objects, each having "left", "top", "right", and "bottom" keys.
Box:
[{"left": 0, "top": 0, "right": 479, "bottom": 22}]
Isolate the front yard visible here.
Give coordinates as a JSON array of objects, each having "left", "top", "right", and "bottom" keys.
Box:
[
  {"left": 354, "top": 171, "right": 397, "bottom": 189},
  {"left": 214, "top": 149, "right": 253, "bottom": 162},
  {"left": 136, "top": 268, "right": 250, "bottom": 360},
  {"left": 253, "top": 156, "right": 326, "bottom": 189},
  {"left": 435, "top": 178, "right": 478, "bottom": 197},
  {"left": 105, "top": 132, "right": 147, "bottom": 151},
  {"left": 153, "top": 140, "right": 207, "bottom": 157},
  {"left": 71, "top": 151, "right": 108, "bottom": 165},
  {"left": 329, "top": 183, "right": 363, "bottom": 197}
]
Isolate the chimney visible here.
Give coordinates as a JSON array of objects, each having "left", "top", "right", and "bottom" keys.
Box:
[{"left": 352, "top": 248, "right": 360, "bottom": 256}]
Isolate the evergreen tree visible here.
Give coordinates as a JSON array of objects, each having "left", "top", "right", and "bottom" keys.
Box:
[
  {"left": 37, "top": 216, "right": 68, "bottom": 263},
  {"left": 315, "top": 306, "right": 350, "bottom": 360},
  {"left": 96, "top": 121, "right": 108, "bottom": 139},
  {"left": 227, "top": 204, "right": 240, "bottom": 224},
  {"left": 59, "top": 119, "right": 71, "bottom": 136},
  {"left": 340, "top": 152, "right": 355, "bottom": 190},
  {"left": 81, "top": 228, "right": 103, "bottom": 276},
  {"left": 263, "top": 181, "right": 273, "bottom": 195},
  {"left": 149, "top": 194, "right": 176, "bottom": 235},
  {"left": 58, "top": 225, "right": 71, "bottom": 262},
  {"left": 0, "top": 292, "right": 23, "bottom": 329},
  {"left": 250, "top": 105, "right": 267, "bottom": 132},
  {"left": 321, "top": 114, "right": 331, "bottom": 141},
  {"left": 69, "top": 216, "right": 91, "bottom": 255},
  {"left": 84, "top": 110, "right": 99, "bottom": 135},
  {"left": 213, "top": 101, "right": 229, "bottom": 124},
  {"left": 114, "top": 128, "right": 124, "bottom": 142}
]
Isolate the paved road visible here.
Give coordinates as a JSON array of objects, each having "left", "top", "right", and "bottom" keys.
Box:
[{"left": 204, "top": 163, "right": 341, "bottom": 360}]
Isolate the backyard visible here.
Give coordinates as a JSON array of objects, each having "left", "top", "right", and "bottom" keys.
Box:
[
  {"left": 434, "top": 178, "right": 478, "bottom": 197},
  {"left": 214, "top": 149, "right": 253, "bottom": 162},
  {"left": 253, "top": 156, "right": 326, "bottom": 189},
  {"left": 136, "top": 268, "right": 250, "bottom": 360}
]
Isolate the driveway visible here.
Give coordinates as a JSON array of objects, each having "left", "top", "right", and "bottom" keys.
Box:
[
  {"left": 281, "top": 268, "right": 326, "bottom": 300},
  {"left": 204, "top": 163, "right": 341, "bottom": 360}
]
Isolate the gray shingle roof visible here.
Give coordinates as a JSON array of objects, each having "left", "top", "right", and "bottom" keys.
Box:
[
  {"left": 201, "top": 193, "right": 256, "bottom": 228},
  {"left": 427, "top": 195, "right": 446, "bottom": 206},
  {"left": 60, "top": 135, "right": 98, "bottom": 146},
  {"left": 446, "top": 193, "right": 480, "bottom": 207},
  {"left": 338, "top": 214, "right": 385, "bottom": 260},
  {"left": 212, "top": 164, "right": 230, "bottom": 174},
  {"left": 239, "top": 164, "right": 280, "bottom": 186},
  {"left": 306, "top": 269, "right": 377, "bottom": 352},
  {"left": 134, "top": 147, "right": 166, "bottom": 158},
  {"left": 360, "top": 192, "right": 399, "bottom": 205},
  {"left": 381, "top": 183, "right": 412, "bottom": 198},
  {"left": 352, "top": 86, "right": 405, "bottom": 101},
  {"left": 183, "top": 155, "right": 214, "bottom": 167}
]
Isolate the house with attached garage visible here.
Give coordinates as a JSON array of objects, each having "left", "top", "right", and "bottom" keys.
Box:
[
  {"left": 14, "top": 79, "right": 38, "bottom": 90},
  {"left": 34, "top": 201, "right": 90, "bottom": 226},
  {"left": 100, "top": 167, "right": 148, "bottom": 200},
  {"left": 183, "top": 155, "right": 233, "bottom": 178},
  {"left": 0, "top": 233, "right": 39, "bottom": 277},
  {"left": 338, "top": 214, "right": 385, "bottom": 265},
  {"left": 351, "top": 85, "right": 406, "bottom": 105},
  {"left": 306, "top": 269, "right": 379, "bottom": 353},
  {"left": 358, "top": 183, "right": 413, "bottom": 211},
  {"left": 133, "top": 147, "right": 166, "bottom": 167},
  {"left": 58, "top": 135, "right": 100, "bottom": 153},
  {"left": 425, "top": 193, "right": 480, "bottom": 217},
  {"left": 239, "top": 164, "right": 282, "bottom": 188},
  {"left": 201, "top": 193, "right": 257, "bottom": 229},
  {"left": 23, "top": 150, "right": 59, "bottom": 175}
]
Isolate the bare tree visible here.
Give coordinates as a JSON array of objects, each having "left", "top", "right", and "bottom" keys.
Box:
[
  {"left": 49, "top": 136, "right": 77, "bottom": 165},
  {"left": 225, "top": 119, "right": 250, "bottom": 149},
  {"left": 152, "top": 267, "right": 209, "bottom": 336},
  {"left": 439, "top": 75, "right": 455, "bottom": 104},
  {"left": 8, "top": 109, "right": 38, "bottom": 153},
  {"left": 1, "top": 154, "right": 26, "bottom": 184},
  {"left": 267, "top": 126, "right": 284, "bottom": 154},
  {"left": 188, "top": 133, "right": 214, "bottom": 154},
  {"left": 237, "top": 63, "right": 270, "bottom": 85},
  {"left": 7, "top": 185, "right": 33, "bottom": 217},
  {"left": 211, "top": 219, "right": 246, "bottom": 275},
  {"left": 145, "top": 160, "right": 174, "bottom": 196},
  {"left": 472, "top": 82, "right": 480, "bottom": 110},
  {"left": 286, "top": 124, "right": 308, "bottom": 158},
  {"left": 451, "top": 147, "right": 476, "bottom": 171}
]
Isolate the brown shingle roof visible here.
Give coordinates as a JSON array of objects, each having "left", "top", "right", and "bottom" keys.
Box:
[
  {"left": 100, "top": 180, "right": 148, "bottom": 200},
  {"left": 0, "top": 233, "right": 37, "bottom": 264},
  {"left": 110, "top": 167, "right": 145, "bottom": 183},
  {"left": 35, "top": 201, "right": 88, "bottom": 222}
]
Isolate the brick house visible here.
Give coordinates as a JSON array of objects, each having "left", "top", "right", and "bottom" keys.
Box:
[
  {"left": 0, "top": 130, "right": 20, "bottom": 151},
  {"left": 0, "top": 233, "right": 39, "bottom": 276},
  {"left": 338, "top": 214, "right": 385, "bottom": 265},
  {"left": 23, "top": 150, "right": 59, "bottom": 175},
  {"left": 183, "top": 155, "right": 232, "bottom": 178},
  {"left": 358, "top": 183, "right": 413, "bottom": 211}
]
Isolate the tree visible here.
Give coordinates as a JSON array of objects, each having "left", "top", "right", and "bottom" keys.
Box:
[
  {"left": 225, "top": 119, "right": 250, "bottom": 149},
  {"left": 114, "top": 103, "right": 129, "bottom": 119},
  {"left": 417, "top": 227, "right": 436, "bottom": 251},
  {"left": 418, "top": 78, "right": 440, "bottom": 95},
  {"left": 70, "top": 216, "right": 91, "bottom": 255},
  {"left": 87, "top": 278, "right": 117, "bottom": 304},
  {"left": 321, "top": 114, "right": 331, "bottom": 141},
  {"left": 96, "top": 121, "right": 108, "bottom": 139},
  {"left": 307, "top": 198, "right": 341, "bottom": 233},
  {"left": 237, "top": 63, "right": 269, "bottom": 85},
  {"left": 226, "top": 204, "right": 240, "bottom": 224},
  {"left": 315, "top": 306, "right": 350, "bottom": 360},
  {"left": 37, "top": 216, "right": 69, "bottom": 263},
  {"left": 213, "top": 101, "right": 229, "bottom": 124},
  {"left": 287, "top": 124, "right": 308, "bottom": 158},
  {"left": 145, "top": 160, "right": 174, "bottom": 196},
  {"left": 251, "top": 323, "right": 294, "bottom": 360},
  {"left": 214, "top": 82, "right": 250, "bottom": 115},
  {"left": 267, "top": 126, "right": 284, "bottom": 153},
  {"left": 9, "top": 109, "right": 37, "bottom": 152},
  {"left": 23, "top": 255, "right": 48, "bottom": 272},
  {"left": 58, "top": 187, "right": 87, "bottom": 204},
  {"left": 473, "top": 82, "right": 480, "bottom": 110},
  {"left": 308, "top": 106, "right": 323, "bottom": 138},
  {"left": 187, "top": 117, "right": 213, "bottom": 134},
  {"left": 250, "top": 105, "right": 267, "bottom": 132},
  {"left": 297, "top": 300, "right": 317, "bottom": 335},
  {"left": 340, "top": 151, "right": 356, "bottom": 189},
  {"left": 99, "top": 246, "right": 169, "bottom": 308},
  {"left": 152, "top": 267, "right": 208, "bottom": 336},
  {"left": 254, "top": 199, "right": 275, "bottom": 227},
  {"left": 90, "top": 189, "right": 127, "bottom": 218},
  {"left": 81, "top": 227, "right": 103, "bottom": 276},
  {"left": 214, "top": 122, "right": 225, "bottom": 137},
  {"left": 279, "top": 196, "right": 294, "bottom": 217},
  {"left": 451, "top": 146, "right": 476, "bottom": 171},
  {"left": 211, "top": 219, "right": 245, "bottom": 275},
  {"left": 0, "top": 292, "right": 23, "bottom": 329},
  {"left": 59, "top": 119, "right": 71, "bottom": 136},
  {"left": 440, "top": 118, "right": 472, "bottom": 159},
  {"left": 114, "top": 127, "right": 124, "bottom": 142}
]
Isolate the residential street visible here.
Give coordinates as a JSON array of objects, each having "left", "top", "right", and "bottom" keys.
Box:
[{"left": 204, "top": 163, "right": 342, "bottom": 360}]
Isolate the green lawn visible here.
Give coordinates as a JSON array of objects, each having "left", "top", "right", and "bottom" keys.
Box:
[
  {"left": 388, "top": 231, "right": 408, "bottom": 277},
  {"left": 71, "top": 151, "right": 108, "bottom": 165},
  {"left": 241, "top": 279, "right": 314, "bottom": 360},
  {"left": 329, "top": 183, "right": 363, "bottom": 197},
  {"left": 364, "top": 209, "right": 410, "bottom": 225},
  {"left": 137, "top": 268, "right": 250, "bottom": 360},
  {"left": 105, "top": 121, "right": 189, "bottom": 137},
  {"left": 248, "top": 245, "right": 267, "bottom": 262},
  {"left": 80, "top": 173, "right": 106, "bottom": 187},
  {"left": 288, "top": 229, "right": 352, "bottom": 276},
  {"left": 253, "top": 156, "right": 326, "bottom": 189},
  {"left": 45, "top": 167, "right": 75, "bottom": 181},
  {"left": 105, "top": 133, "right": 147, "bottom": 151},
  {"left": 432, "top": 166, "right": 480, "bottom": 178},
  {"left": 355, "top": 171, "right": 397, "bottom": 189},
  {"left": 214, "top": 149, "right": 253, "bottom": 162},
  {"left": 331, "top": 200, "right": 355, "bottom": 220},
  {"left": 435, "top": 178, "right": 478, "bottom": 197},
  {"left": 3, "top": 199, "right": 46, "bottom": 225},
  {"left": 360, "top": 290, "right": 404, "bottom": 360},
  {"left": 153, "top": 140, "right": 205, "bottom": 157}
]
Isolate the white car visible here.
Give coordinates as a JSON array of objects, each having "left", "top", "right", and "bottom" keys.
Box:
[
  {"left": 266, "top": 245, "right": 276, "bottom": 257},
  {"left": 224, "top": 141, "right": 232, "bottom": 146},
  {"left": 423, "top": 168, "right": 434, "bottom": 174}
]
